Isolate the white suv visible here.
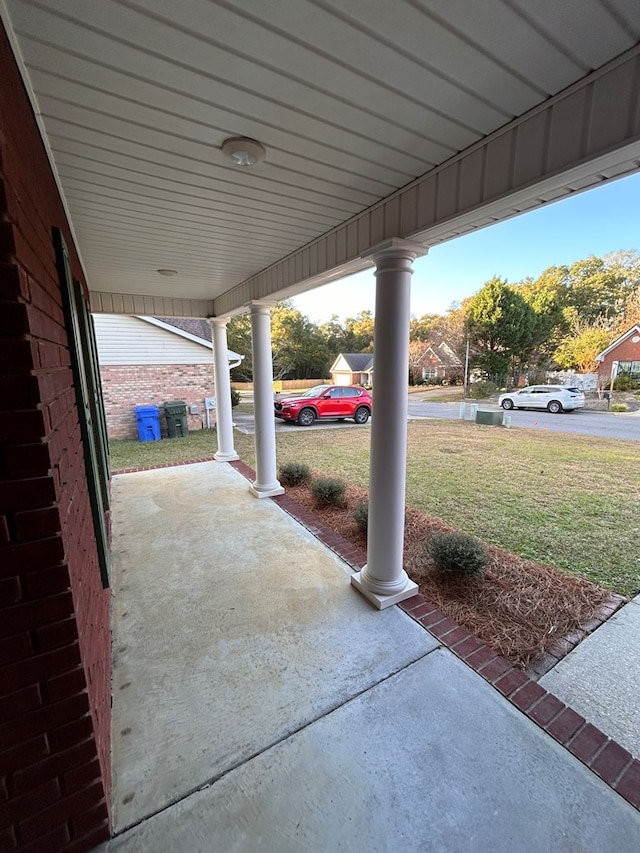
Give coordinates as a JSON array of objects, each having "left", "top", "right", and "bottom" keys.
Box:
[{"left": 498, "top": 385, "right": 585, "bottom": 414}]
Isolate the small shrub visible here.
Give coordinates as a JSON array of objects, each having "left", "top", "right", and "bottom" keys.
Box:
[
  {"left": 311, "top": 476, "right": 346, "bottom": 507},
  {"left": 424, "top": 531, "right": 488, "bottom": 578},
  {"left": 469, "top": 381, "right": 497, "bottom": 399},
  {"left": 610, "top": 403, "right": 628, "bottom": 413},
  {"left": 279, "top": 461, "right": 311, "bottom": 487},
  {"left": 230, "top": 387, "right": 241, "bottom": 407},
  {"left": 352, "top": 500, "right": 369, "bottom": 531},
  {"left": 614, "top": 373, "right": 638, "bottom": 392}
]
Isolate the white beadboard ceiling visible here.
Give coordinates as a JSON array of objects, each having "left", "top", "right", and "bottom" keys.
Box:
[{"left": 3, "top": 0, "right": 640, "bottom": 310}]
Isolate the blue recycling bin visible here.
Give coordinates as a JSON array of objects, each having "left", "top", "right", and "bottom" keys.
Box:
[{"left": 135, "top": 405, "right": 161, "bottom": 442}]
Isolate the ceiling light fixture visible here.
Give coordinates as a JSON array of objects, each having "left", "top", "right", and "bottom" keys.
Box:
[
  {"left": 221, "top": 136, "right": 266, "bottom": 167},
  {"left": 157, "top": 268, "right": 178, "bottom": 277}
]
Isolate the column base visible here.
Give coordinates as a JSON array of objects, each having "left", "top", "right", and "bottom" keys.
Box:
[
  {"left": 351, "top": 570, "right": 418, "bottom": 610},
  {"left": 249, "top": 482, "right": 285, "bottom": 499},
  {"left": 214, "top": 450, "right": 239, "bottom": 462}
]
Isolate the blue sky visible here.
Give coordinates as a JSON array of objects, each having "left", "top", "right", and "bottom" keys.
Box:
[{"left": 292, "top": 171, "right": 640, "bottom": 323}]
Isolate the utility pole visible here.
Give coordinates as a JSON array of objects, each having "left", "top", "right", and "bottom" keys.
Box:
[{"left": 463, "top": 337, "right": 470, "bottom": 398}]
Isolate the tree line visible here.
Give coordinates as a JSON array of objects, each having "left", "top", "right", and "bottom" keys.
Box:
[
  {"left": 226, "top": 250, "right": 640, "bottom": 385},
  {"left": 226, "top": 306, "right": 376, "bottom": 381}
]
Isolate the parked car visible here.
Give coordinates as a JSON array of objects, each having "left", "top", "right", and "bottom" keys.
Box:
[
  {"left": 498, "top": 385, "right": 585, "bottom": 414},
  {"left": 274, "top": 384, "right": 372, "bottom": 426}
]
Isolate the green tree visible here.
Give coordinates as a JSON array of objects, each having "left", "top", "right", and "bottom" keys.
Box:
[
  {"left": 607, "top": 250, "right": 640, "bottom": 333},
  {"left": 465, "top": 276, "right": 537, "bottom": 384},
  {"left": 516, "top": 276, "right": 566, "bottom": 374},
  {"left": 270, "top": 301, "right": 331, "bottom": 379},
  {"left": 318, "top": 315, "right": 348, "bottom": 358},
  {"left": 225, "top": 313, "right": 253, "bottom": 381},
  {"left": 343, "top": 310, "right": 375, "bottom": 353},
  {"left": 409, "top": 313, "right": 441, "bottom": 342},
  {"left": 226, "top": 302, "right": 331, "bottom": 381},
  {"left": 561, "top": 256, "right": 634, "bottom": 324}
]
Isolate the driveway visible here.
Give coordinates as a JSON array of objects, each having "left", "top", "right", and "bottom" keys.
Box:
[{"left": 233, "top": 410, "right": 371, "bottom": 435}]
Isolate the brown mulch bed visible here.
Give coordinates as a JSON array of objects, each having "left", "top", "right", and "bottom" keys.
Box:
[{"left": 286, "top": 476, "right": 612, "bottom": 670}]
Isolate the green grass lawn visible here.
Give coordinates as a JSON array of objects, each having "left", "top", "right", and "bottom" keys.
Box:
[{"left": 109, "top": 419, "right": 640, "bottom": 597}]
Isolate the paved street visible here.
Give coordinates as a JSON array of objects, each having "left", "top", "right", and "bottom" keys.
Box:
[
  {"left": 234, "top": 397, "right": 639, "bottom": 441},
  {"left": 408, "top": 401, "right": 640, "bottom": 441}
]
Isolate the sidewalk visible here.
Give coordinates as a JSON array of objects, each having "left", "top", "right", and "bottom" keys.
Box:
[
  {"left": 95, "top": 461, "right": 640, "bottom": 852},
  {"left": 540, "top": 595, "right": 640, "bottom": 757}
]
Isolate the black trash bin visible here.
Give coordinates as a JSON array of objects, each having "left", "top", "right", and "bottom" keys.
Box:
[{"left": 164, "top": 400, "right": 188, "bottom": 438}]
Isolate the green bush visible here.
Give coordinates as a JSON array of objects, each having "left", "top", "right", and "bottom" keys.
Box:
[
  {"left": 279, "top": 461, "right": 311, "bottom": 486},
  {"left": 614, "top": 373, "right": 639, "bottom": 392},
  {"left": 311, "top": 476, "right": 346, "bottom": 507},
  {"left": 352, "top": 500, "right": 368, "bottom": 531},
  {"left": 424, "top": 531, "right": 488, "bottom": 578},
  {"left": 610, "top": 403, "right": 628, "bottom": 413},
  {"left": 469, "top": 381, "right": 497, "bottom": 399},
  {"left": 230, "top": 387, "right": 241, "bottom": 407}
]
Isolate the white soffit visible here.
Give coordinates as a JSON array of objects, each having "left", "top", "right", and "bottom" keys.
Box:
[{"left": 3, "top": 0, "right": 640, "bottom": 310}]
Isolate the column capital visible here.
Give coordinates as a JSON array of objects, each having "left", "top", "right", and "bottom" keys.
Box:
[
  {"left": 361, "top": 238, "right": 428, "bottom": 264},
  {"left": 248, "top": 300, "right": 277, "bottom": 315},
  {"left": 207, "top": 316, "right": 230, "bottom": 328}
]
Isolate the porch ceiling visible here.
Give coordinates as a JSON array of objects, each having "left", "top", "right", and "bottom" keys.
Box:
[{"left": 3, "top": 1, "right": 640, "bottom": 314}]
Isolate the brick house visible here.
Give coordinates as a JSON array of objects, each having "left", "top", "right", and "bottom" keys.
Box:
[
  {"left": 595, "top": 325, "right": 640, "bottom": 385},
  {"left": 414, "top": 339, "right": 462, "bottom": 383},
  {"left": 94, "top": 315, "right": 243, "bottom": 439},
  {"left": 330, "top": 353, "right": 373, "bottom": 385}
]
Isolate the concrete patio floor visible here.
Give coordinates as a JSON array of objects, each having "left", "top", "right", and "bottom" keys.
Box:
[{"left": 96, "top": 461, "right": 640, "bottom": 852}]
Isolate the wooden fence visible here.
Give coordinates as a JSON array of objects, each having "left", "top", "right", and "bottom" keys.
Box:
[{"left": 231, "top": 379, "right": 329, "bottom": 392}]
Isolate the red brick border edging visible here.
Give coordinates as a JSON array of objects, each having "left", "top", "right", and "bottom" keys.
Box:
[{"left": 399, "top": 593, "right": 640, "bottom": 810}]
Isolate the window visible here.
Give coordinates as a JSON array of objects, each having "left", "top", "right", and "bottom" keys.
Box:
[
  {"left": 618, "top": 361, "right": 640, "bottom": 378},
  {"left": 422, "top": 366, "right": 438, "bottom": 379}
]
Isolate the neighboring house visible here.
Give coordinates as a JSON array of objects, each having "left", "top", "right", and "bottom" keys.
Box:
[
  {"left": 330, "top": 353, "right": 373, "bottom": 385},
  {"left": 595, "top": 324, "right": 640, "bottom": 385},
  {"left": 415, "top": 339, "right": 462, "bottom": 382},
  {"left": 94, "top": 315, "right": 242, "bottom": 439}
]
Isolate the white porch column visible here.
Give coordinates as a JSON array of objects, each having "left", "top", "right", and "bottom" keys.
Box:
[
  {"left": 249, "top": 302, "right": 284, "bottom": 498},
  {"left": 209, "top": 317, "right": 239, "bottom": 462},
  {"left": 351, "top": 239, "right": 427, "bottom": 609}
]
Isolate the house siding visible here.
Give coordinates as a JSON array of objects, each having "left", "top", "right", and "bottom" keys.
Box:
[
  {"left": 0, "top": 22, "right": 110, "bottom": 853},
  {"left": 94, "top": 314, "right": 212, "bottom": 365},
  {"left": 94, "top": 315, "right": 217, "bottom": 439}
]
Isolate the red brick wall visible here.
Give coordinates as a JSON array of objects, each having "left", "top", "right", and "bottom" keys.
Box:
[
  {"left": 101, "top": 363, "right": 216, "bottom": 439},
  {"left": 597, "top": 333, "right": 640, "bottom": 382},
  {"left": 0, "top": 22, "right": 110, "bottom": 852}
]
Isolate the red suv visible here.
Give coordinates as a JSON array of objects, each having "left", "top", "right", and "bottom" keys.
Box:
[{"left": 274, "top": 384, "right": 372, "bottom": 426}]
